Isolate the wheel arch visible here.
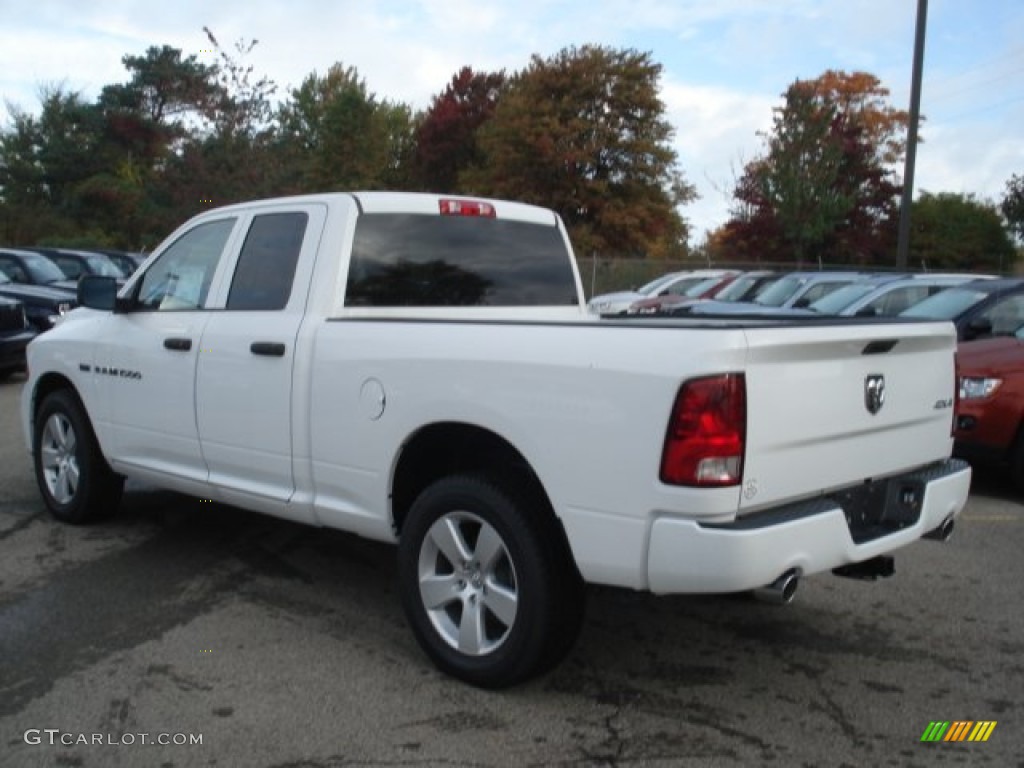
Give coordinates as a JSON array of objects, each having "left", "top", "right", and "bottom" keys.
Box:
[
  {"left": 31, "top": 372, "right": 81, "bottom": 426},
  {"left": 29, "top": 373, "right": 111, "bottom": 460},
  {"left": 390, "top": 422, "right": 579, "bottom": 575}
]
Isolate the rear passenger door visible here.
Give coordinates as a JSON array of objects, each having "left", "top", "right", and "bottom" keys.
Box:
[{"left": 194, "top": 205, "right": 325, "bottom": 514}]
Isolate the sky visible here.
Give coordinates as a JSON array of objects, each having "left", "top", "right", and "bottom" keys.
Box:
[{"left": 1, "top": 0, "right": 1022, "bottom": 242}]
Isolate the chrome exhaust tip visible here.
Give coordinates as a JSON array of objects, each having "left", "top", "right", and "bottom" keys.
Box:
[
  {"left": 753, "top": 569, "right": 799, "bottom": 605},
  {"left": 923, "top": 517, "right": 955, "bottom": 542}
]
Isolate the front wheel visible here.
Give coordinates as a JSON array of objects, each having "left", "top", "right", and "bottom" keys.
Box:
[
  {"left": 33, "top": 389, "right": 123, "bottom": 524},
  {"left": 397, "top": 474, "right": 581, "bottom": 688}
]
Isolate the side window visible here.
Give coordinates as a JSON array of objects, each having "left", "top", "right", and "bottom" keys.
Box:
[
  {"left": 865, "top": 286, "right": 927, "bottom": 317},
  {"left": 801, "top": 282, "right": 844, "bottom": 304},
  {"left": 137, "top": 218, "right": 236, "bottom": 311},
  {"left": 0, "top": 258, "right": 28, "bottom": 283},
  {"left": 54, "top": 256, "right": 82, "bottom": 279},
  {"left": 226, "top": 212, "right": 308, "bottom": 311},
  {"left": 978, "top": 294, "right": 1024, "bottom": 336}
]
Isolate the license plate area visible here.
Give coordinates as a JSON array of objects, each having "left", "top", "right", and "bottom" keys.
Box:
[{"left": 831, "top": 477, "right": 925, "bottom": 543}]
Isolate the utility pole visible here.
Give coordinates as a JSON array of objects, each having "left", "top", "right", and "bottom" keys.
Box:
[{"left": 897, "top": 0, "right": 928, "bottom": 268}]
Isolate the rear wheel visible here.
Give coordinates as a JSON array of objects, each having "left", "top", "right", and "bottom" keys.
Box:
[
  {"left": 33, "top": 390, "right": 123, "bottom": 524},
  {"left": 397, "top": 474, "right": 582, "bottom": 687}
]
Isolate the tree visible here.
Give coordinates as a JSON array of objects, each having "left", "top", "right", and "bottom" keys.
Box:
[
  {"left": 910, "top": 192, "right": 1016, "bottom": 272},
  {"left": 98, "top": 46, "right": 220, "bottom": 157},
  {"left": 412, "top": 67, "right": 506, "bottom": 192},
  {"left": 462, "top": 45, "right": 694, "bottom": 258},
  {"left": 1001, "top": 173, "right": 1024, "bottom": 243},
  {"left": 276, "top": 64, "right": 414, "bottom": 192},
  {"left": 203, "top": 27, "right": 276, "bottom": 141},
  {"left": 150, "top": 30, "right": 284, "bottom": 230},
  {"left": 0, "top": 86, "right": 112, "bottom": 243},
  {"left": 725, "top": 71, "right": 907, "bottom": 264}
]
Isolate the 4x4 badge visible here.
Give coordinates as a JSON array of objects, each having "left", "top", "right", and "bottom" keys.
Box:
[{"left": 865, "top": 374, "right": 885, "bottom": 415}]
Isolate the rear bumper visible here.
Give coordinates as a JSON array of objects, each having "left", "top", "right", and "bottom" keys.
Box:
[{"left": 647, "top": 459, "right": 972, "bottom": 594}]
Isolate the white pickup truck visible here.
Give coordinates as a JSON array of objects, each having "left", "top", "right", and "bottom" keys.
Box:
[{"left": 22, "top": 192, "right": 971, "bottom": 687}]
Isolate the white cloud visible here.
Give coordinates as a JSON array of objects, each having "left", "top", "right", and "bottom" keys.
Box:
[
  {"left": 661, "top": 80, "right": 776, "bottom": 238},
  {"left": 1, "top": 0, "right": 1020, "bottom": 244}
]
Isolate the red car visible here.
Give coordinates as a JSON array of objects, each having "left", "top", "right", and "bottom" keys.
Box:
[
  {"left": 955, "top": 335, "right": 1024, "bottom": 486},
  {"left": 627, "top": 270, "right": 740, "bottom": 314}
]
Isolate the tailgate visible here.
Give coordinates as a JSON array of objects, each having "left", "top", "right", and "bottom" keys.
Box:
[{"left": 739, "top": 320, "right": 957, "bottom": 513}]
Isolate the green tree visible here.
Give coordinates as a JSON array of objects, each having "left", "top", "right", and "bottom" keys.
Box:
[
  {"left": 910, "top": 192, "right": 1016, "bottom": 272},
  {"left": 276, "top": 64, "right": 414, "bottom": 192},
  {"left": 0, "top": 86, "right": 111, "bottom": 243},
  {"left": 726, "top": 71, "right": 906, "bottom": 264},
  {"left": 1001, "top": 173, "right": 1024, "bottom": 243},
  {"left": 150, "top": 30, "right": 284, "bottom": 234},
  {"left": 463, "top": 45, "right": 694, "bottom": 258}
]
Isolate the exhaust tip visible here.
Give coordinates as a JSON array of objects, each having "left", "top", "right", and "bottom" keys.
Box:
[
  {"left": 753, "top": 569, "right": 799, "bottom": 605},
  {"left": 924, "top": 517, "right": 955, "bottom": 542}
]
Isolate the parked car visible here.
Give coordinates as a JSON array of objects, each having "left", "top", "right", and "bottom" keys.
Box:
[
  {"left": 707, "top": 270, "right": 780, "bottom": 303},
  {"left": 0, "top": 296, "right": 37, "bottom": 379},
  {"left": 797, "top": 273, "right": 988, "bottom": 318},
  {"left": 954, "top": 335, "right": 1024, "bottom": 487},
  {"left": 901, "top": 278, "right": 1024, "bottom": 341},
  {"left": 0, "top": 271, "right": 74, "bottom": 331},
  {"left": 587, "top": 269, "right": 734, "bottom": 315},
  {"left": 687, "top": 271, "right": 866, "bottom": 316},
  {"left": 23, "top": 247, "right": 127, "bottom": 284},
  {"left": 92, "top": 249, "right": 146, "bottom": 277},
  {"left": 627, "top": 270, "right": 740, "bottom": 314},
  {"left": 0, "top": 247, "right": 79, "bottom": 292}
]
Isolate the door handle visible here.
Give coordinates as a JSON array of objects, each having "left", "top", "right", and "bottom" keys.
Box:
[
  {"left": 163, "top": 337, "right": 192, "bottom": 351},
  {"left": 250, "top": 341, "right": 286, "bottom": 357}
]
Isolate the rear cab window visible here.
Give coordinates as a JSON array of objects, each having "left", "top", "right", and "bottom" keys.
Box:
[{"left": 345, "top": 207, "right": 578, "bottom": 308}]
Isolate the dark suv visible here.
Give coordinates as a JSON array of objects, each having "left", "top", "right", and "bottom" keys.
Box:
[{"left": 0, "top": 296, "right": 36, "bottom": 380}]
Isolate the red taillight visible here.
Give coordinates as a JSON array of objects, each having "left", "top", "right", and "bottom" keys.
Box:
[
  {"left": 660, "top": 374, "right": 746, "bottom": 487},
  {"left": 439, "top": 198, "right": 496, "bottom": 218}
]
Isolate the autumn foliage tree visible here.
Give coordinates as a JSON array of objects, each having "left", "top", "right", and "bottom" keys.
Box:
[
  {"left": 412, "top": 67, "right": 505, "bottom": 192},
  {"left": 463, "top": 45, "right": 695, "bottom": 258},
  {"left": 724, "top": 70, "right": 907, "bottom": 265}
]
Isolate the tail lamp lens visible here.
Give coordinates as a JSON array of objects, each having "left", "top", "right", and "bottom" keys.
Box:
[{"left": 660, "top": 373, "right": 746, "bottom": 487}]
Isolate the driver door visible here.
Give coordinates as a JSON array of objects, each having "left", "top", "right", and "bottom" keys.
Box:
[{"left": 95, "top": 216, "right": 240, "bottom": 484}]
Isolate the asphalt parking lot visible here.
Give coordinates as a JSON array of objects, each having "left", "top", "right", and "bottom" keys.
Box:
[{"left": 0, "top": 373, "right": 1021, "bottom": 767}]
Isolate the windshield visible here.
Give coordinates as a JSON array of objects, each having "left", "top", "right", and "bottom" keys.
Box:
[
  {"left": 900, "top": 288, "right": 988, "bottom": 320},
  {"left": 22, "top": 252, "right": 68, "bottom": 283},
  {"left": 715, "top": 274, "right": 761, "bottom": 302},
  {"left": 809, "top": 283, "right": 876, "bottom": 314},
  {"left": 754, "top": 276, "right": 803, "bottom": 307},
  {"left": 637, "top": 273, "right": 684, "bottom": 296},
  {"left": 683, "top": 276, "right": 724, "bottom": 297}
]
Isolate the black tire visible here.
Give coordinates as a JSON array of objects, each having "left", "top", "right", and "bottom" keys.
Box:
[
  {"left": 33, "top": 389, "right": 123, "bottom": 524},
  {"left": 397, "top": 474, "right": 583, "bottom": 688}
]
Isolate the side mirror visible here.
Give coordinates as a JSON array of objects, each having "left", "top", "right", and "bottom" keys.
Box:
[
  {"left": 855, "top": 307, "right": 878, "bottom": 318},
  {"left": 77, "top": 275, "right": 117, "bottom": 311},
  {"left": 793, "top": 297, "right": 811, "bottom": 309}
]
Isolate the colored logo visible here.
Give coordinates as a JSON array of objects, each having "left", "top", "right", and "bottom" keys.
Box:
[{"left": 921, "top": 721, "right": 996, "bottom": 742}]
